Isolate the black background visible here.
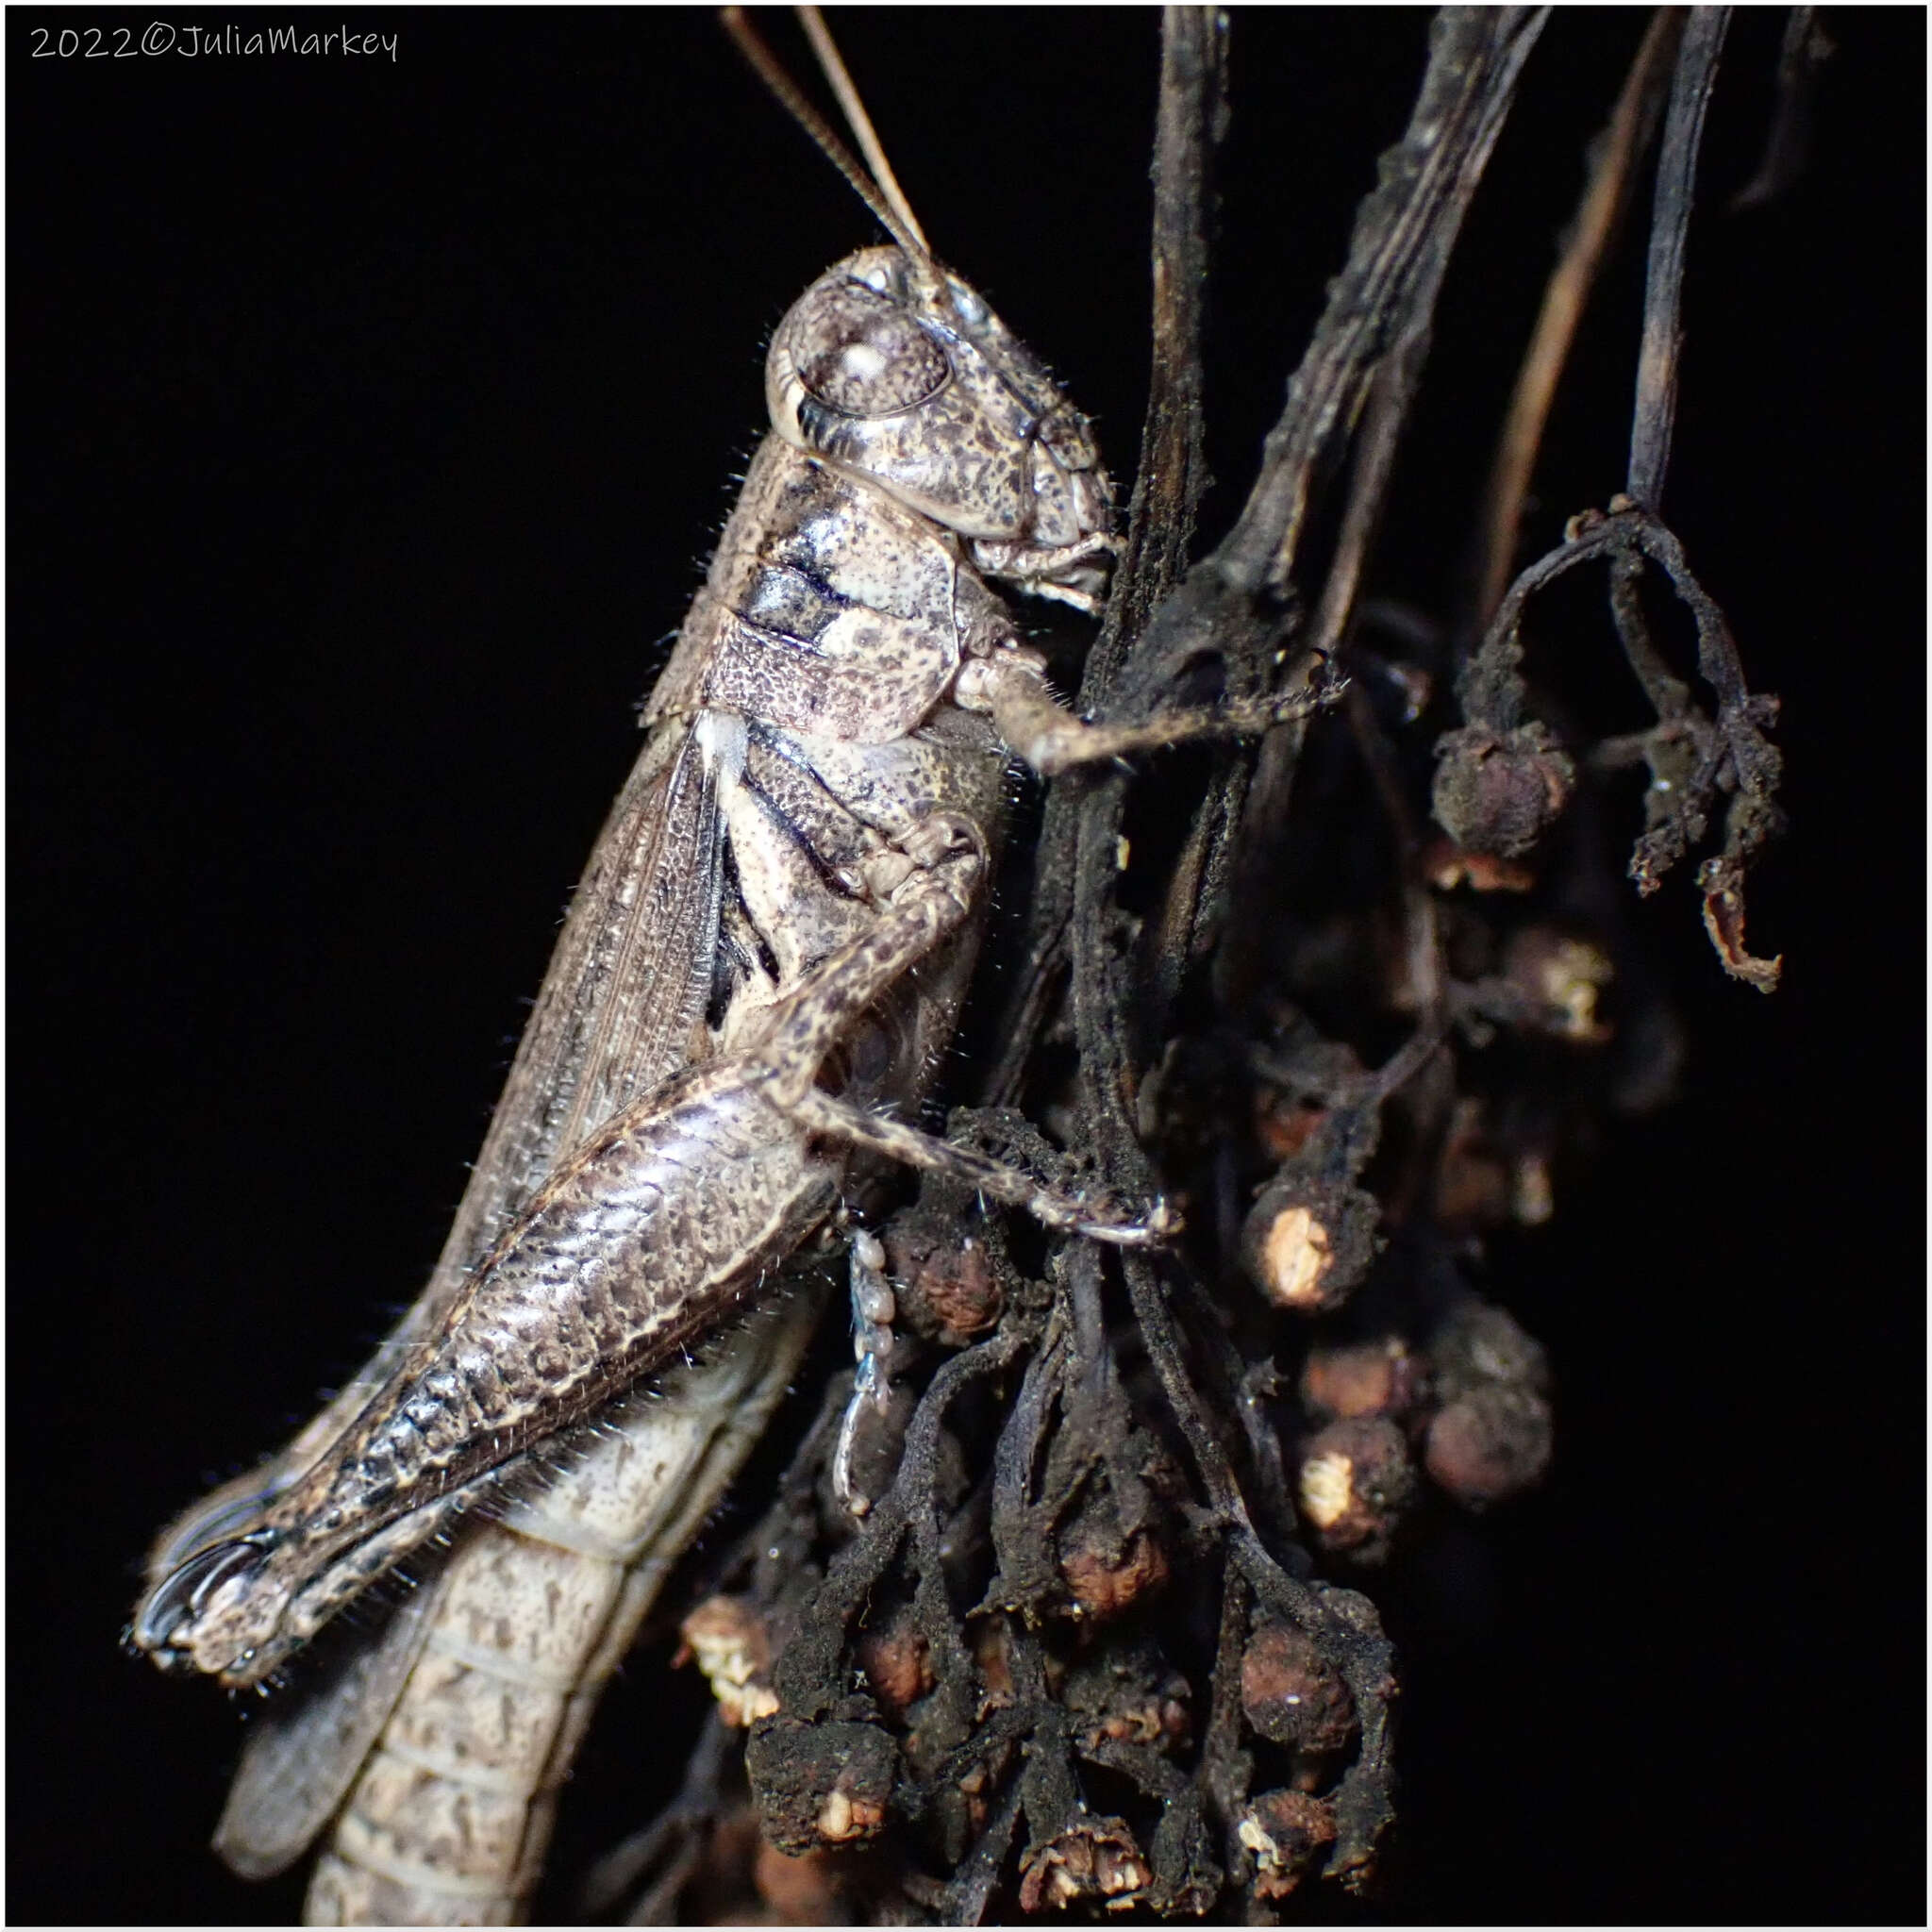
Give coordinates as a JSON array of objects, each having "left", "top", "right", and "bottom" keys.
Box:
[{"left": 9, "top": 9, "right": 1924, "bottom": 1924}]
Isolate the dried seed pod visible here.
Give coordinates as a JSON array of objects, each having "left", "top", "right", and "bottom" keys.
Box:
[
  {"left": 1424, "top": 1383, "right": 1555, "bottom": 1509},
  {"left": 1299, "top": 1338, "right": 1425, "bottom": 1423},
  {"left": 1431, "top": 721, "right": 1574, "bottom": 859},
  {"left": 1017, "top": 1816, "right": 1152, "bottom": 1912},
  {"left": 1058, "top": 1511, "right": 1172, "bottom": 1624},
  {"left": 1238, "top": 1790, "right": 1339, "bottom": 1901},
  {"left": 678, "top": 1593, "right": 779, "bottom": 1726},
  {"left": 855, "top": 1607, "right": 934, "bottom": 1719},
  {"left": 1503, "top": 926, "right": 1614, "bottom": 1042},
  {"left": 1241, "top": 1176, "right": 1381, "bottom": 1315},
  {"left": 1240, "top": 1621, "right": 1357, "bottom": 1756},
  {"left": 1429, "top": 1299, "right": 1551, "bottom": 1402},
  {"left": 745, "top": 1716, "right": 899, "bottom": 1855},
  {"left": 1038, "top": 1431, "right": 1184, "bottom": 1625},
  {"left": 883, "top": 1217, "right": 1004, "bottom": 1344},
  {"left": 1065, "top": 1639, "right": 1192, "bottom": 1754},
  {"left": 1296, "top": 1417, "right": 1417, "bottom": 1560}
]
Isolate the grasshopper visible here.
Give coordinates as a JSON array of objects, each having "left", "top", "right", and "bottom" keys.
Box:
[{"left": 126, "top": 13, "right": 1306, "bottom": 1921}]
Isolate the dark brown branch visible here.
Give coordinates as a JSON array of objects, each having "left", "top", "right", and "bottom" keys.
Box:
[
  {"left": 935, "top": 1775, "right": 1024, "bottom": 1926},
  {"left": 1219, "top": 337, "right": 1434, "bottom": 1010},
  {"left": 1628, "top": 7, "right": 1731, "bottom": 509},
  {"left": 1608, "top": 547, "right": 1694, "bottom": 722},
  {"left": 1099, "top": 8, "right": 1548, "bottom": 742},
  {"left": 1157, "top": 10, "right": 1550, "bottom": 1028},
  {"left": 1115, "top": 1253, "right": 1398, "bottom": 1882},
  {"left": 986, "top": 5, "right": 1225, "bottom": 1108},
  {"left": 1307, "top": 338, "right": 1433, "bottom": 671},
  {"left": 1080, "top": 0, "right": 1550, "bottom": 1162},
  {"left": 1195, "top": 1563, "right": 1251, "bottom": 1870},
  {"left": 1084, "top": 3, "right": 1224, "bottom": 706},
  {"left": 1043, "top": 13, "right": 1551, "bottom": 1890},
  {"left": 1219, "top": 8, "right": 1548, "bottom": 603}
]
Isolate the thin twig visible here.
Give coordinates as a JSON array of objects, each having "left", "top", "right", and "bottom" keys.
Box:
[
  {"left": 1457, "top": 500, "right": 1783, "bottom": 984},
  {"left": 1196, "top": 1561, "right": 1251, "bottom": 1838},
  {"left": 1080, "top": 1, "right": 1550, "bottom": 1129},
  {"left": 1307, "top": 341, "right": 1435, "bottom": 672},
  {"left": 570, "top": 1709, "right": 737, "bottom": 1920},
  {"left": 935, "top": 1774, "right": 1025, "bottom": 1926},
  {"left": 1230, "top": 206, "right": 1486, "bottom": 1009},
  {"left": 1348, "top": 680, "right": 1449, "bottom": 1020},
  {"left": 1628, "top": 7, "right": 1731, "bottom": 508},
  {"left": 1084, "top": 4, "right": 1224, "bottom": 706},
  {"left": 1111, "top": 1250, "right": 1398, "bottom": 1881},
  {"left": 1608, "top": 548, "right": 1694, "bottom": 721},
  {"left": 1474, "top": 8, "right": 1684, "bottom": 621},
  {"left": 1232, "top": 8, "right": 1549, "bottom": 601},
  {"left": 1105, "top": 9, "right": 1551, "bottom": 737}
]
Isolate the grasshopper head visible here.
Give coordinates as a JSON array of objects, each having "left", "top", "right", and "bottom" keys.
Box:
[{"left": 768, "top": 247, "right": 1113, "bottom": 605}]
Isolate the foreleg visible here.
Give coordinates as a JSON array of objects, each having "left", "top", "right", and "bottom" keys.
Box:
[{"left": 955, "top": 649, "right": 1335, "bottom": 778}]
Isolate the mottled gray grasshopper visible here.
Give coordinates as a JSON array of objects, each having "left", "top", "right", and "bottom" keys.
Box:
[{"left": 127, "top": 13, "right": 1306, "bottom": 1921}]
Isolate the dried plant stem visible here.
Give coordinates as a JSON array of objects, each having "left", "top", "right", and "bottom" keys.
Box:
[
  {"left": 985, "top": 5, "right": 1225, "bottom": 1111},
  {"left": 1474, "top": 7, "right": 1685, "bottom": 621},
  {"left": 1058, "top": 12, "right": 1548, "bottom": 1883},
  {"left": 1629, "top": 6, "right": 1732, "bottom": 508}
]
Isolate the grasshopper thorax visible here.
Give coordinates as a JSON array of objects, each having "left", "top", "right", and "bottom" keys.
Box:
[{"left": 768, "top": 246, "right": 1113, "bottom": 603}]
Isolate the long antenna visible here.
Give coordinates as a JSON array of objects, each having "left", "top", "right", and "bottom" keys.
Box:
[
  {"left": 794, "top": 8, "right": 929, "bottom": 255},
  {"left": 721, "top": 7, "right": 933, "bottom": 261}
]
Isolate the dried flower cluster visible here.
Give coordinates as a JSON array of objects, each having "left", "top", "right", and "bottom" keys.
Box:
[{"left": 577, "top": 10, "right": 1787, "bottom": 1922}]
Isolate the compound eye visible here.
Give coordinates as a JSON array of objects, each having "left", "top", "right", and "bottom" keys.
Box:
[{"left": 793, "top": 283, "right": 949, "bottom": 417}]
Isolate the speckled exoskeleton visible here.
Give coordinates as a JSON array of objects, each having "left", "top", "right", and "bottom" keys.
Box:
[{"left": 125, "top": 19, "right": 1207, "bottom": 1923}]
